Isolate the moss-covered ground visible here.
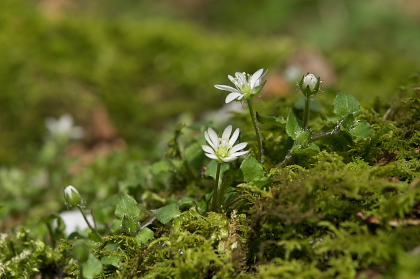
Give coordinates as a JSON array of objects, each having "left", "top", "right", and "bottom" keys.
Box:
[{"left": 0, "top": 0, "right": 419, "bottom": 278}]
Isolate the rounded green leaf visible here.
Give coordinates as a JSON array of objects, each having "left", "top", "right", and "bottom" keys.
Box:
[
  {"left": 135, "top": 228, "right": 154, "bottom": 246},
  {"left": 115, "top": 193, "right": 140, "bottom": 219},
  {"left": 82, "top": 253, "right": 103, "bottom": 279},
  {"left": 332, "top": 92, "right": 360, "bottom": 116},
  {"left": 286, "top": 113, "right": 304, "bottom": 140},
  {"left": 349, "top": 121, "right": 372, "bottom": 138},
  {"left": 152, "top": 203, "right": 181, "bottom": 225},
  {"left": 121, "top": 215, "right": 138, "bottom": 236},
  {"left": 240, "top": 155, "right": 265, "bottom": 182},
  {"left": 72, "top": 240, "right": 90, "bottom": 263}
]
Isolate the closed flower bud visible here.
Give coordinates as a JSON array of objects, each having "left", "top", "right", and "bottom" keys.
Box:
[
  {"left": 64, "top": 185, "right": 82, "bottom": 208},
  {"left": 299, "top": 73, "right": 321, "bottom": 96}
]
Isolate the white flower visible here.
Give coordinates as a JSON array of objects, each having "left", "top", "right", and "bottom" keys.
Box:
[
  {"left": 215, "top": 69, "right": 267, "bottom": 103},
  {"left": 45, "top": 114, "right": 83, "bottom": 140},
  {"left": 302, "top": 73, "right": 318, "bottom": 91},
  {"left": 202, "top": 125, "right": 249, "bottom": 163}
]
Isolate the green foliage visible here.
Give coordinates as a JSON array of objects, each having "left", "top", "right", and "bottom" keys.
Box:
[
  {"left": 332, "top": 91, "right": 361, "bottom": 116},
  {"left": 115, "top": 193, "right": 141, "bottom": 219},
  {"left": 151, "top": 203, "right": 181, "bottom": 225},
  {"left": 0, "top": 229, "right": 62, "bottom": 278},
  {"left": 1, "top": 1, "right": 420, "bottom": 278}
]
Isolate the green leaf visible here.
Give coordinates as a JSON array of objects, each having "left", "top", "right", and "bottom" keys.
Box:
[
  {"left": 286, "top": 113, "right": 305, "bottom": 140},
  {"left": 152, "top": 203, "right": 181, "bottom": 225},
  {"left": 240, "top": 155, "right": 265, "bottom": 182},
  {"left": 205, "top": 160, "right": 229, "bottom": 179},
  {"left": 291, "top": 143, "right": 320, "bottom": 155},
  {"left": 121, "top": 215, "right": 138, "bottom": 236},
  {"left": 256, "top": 112, "right": 286, "bottom": 126},
  {"left": 332, "top": 91, "right": 360, "bottom": 116},
  {"left": 179, "top": 196, "right": 197, "bottom": 208},
  {"left": 135, "top": 228, "right": 154, "bottom": 246},
  {"left": 296, "top": 130, "right": 311, "bottom": 146},
  {"left": 82, "top": 253, "right": 103, "bottom": 279},
  {"left": 340, "top": 114, "right": 356, "bottom": 131},
  {"left": 349, "top": 121, "right": 372, "bottom": 138},
  {"left": 115, "top": 193, "right": 140, "bottom": 219},
  {"left": 72, "top": 240, "right": 90, "bottom": 263},
  {"left": 101, "top": 255, "right": 121, "bottom": 268},
  {"left": 88, "top": 231, "right": 103, "bottom": 243},
  {"left": 150, "top": 159, "right": 171, "bottom": 175}
]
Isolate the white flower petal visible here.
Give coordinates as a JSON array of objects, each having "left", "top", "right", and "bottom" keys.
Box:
[
  {"left": 214, "top": 85, "right": 238, "bottom": 92},
  {"left": 221, "top": 156, "right": 238, "bottom": 162},
  {"left": 230, "top": 150, "right": 249, "bottom": 157},
  {"left": 230, "top": 142, "right": 248, "bottom": 153},
  {"left": 228, "top": 75, "right": 235, "bottom": 83},
  {"left": 204, "top": 131, "right": 215, "bottom": 149},
  {"left": 250, "top": 69, "right": 264, "bottom": 88},
  {"left": 205, "top": 153, "right": 219, "bottom": 160},
  {"left": 225, "top": 92, "right": 243, "bottom": 103},
  {"left": 202, "top": 145, "right": 214, "bottom": 154},
  {"left": 222, "top": 125, "right": 232, "bottom": 139},
  {"left": 229, "top": 128, "right": 240, "bottom": 146},
  {"left": 207, "top": 128, "right": 219, "bottom": 149}
]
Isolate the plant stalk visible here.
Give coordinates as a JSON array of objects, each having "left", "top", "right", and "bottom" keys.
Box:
[
  {"left": 247, "top": 99, "right": 263, "bottom": 163},
  {"left": 77, "top": 206, "right": 96, "bottom": 233},
  {"left": 303, "top": 95, "right": 311, "bottom": 129},
  {"left": 211, "top": 163, "right": 222, "bottom": 212}
]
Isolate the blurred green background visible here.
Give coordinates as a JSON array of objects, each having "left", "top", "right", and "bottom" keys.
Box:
[{"left": 0, "top": 0, "right": 419, "bottom": 165}]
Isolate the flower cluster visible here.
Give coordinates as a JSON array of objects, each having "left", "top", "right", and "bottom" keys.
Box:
[{"left": 202, "top": 125, "right": 249, "bottom": 163}]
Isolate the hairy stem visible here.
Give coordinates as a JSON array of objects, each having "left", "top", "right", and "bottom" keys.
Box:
[
  {"left": 303, "top": 95, "right": 311, "bottom": 129},
  {"left": 77, "top": 206, "right": 96, "bottom": 233},
  {"left": 247, "top": 99, "right": 263, "bottom": 163},
  {"left": 211, "top": 163, "right": 222, "bottom": 212}
]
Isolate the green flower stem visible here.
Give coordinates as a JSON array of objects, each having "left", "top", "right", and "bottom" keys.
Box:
[
  {"left": 77, "top": 206, "right": 97, "bottom": 233},
  {"left": 211, "top": 163, "right": 222, "bottom": 212},
  {"left": 247, "top": 99, "right": 263, "bottom": 163},
  {"left": 303, "top": 95, "right": 311, "bottom": 129}
]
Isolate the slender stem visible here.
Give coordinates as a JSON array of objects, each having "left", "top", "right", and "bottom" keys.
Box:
[
  {"left": 77, "top": 206, "right": 96, "bottom": 233},
  {"left": 278, "top": 150, "right": 293, "bottom": 168},
  {"left": 211, "top": 163, "right": 222, "bottom": 212},
  {"left": 303, "top": 95, "right": 311, "bottom": 129},
  {"left": 247, "top": 99, "right": 263, "bottom": 163}
]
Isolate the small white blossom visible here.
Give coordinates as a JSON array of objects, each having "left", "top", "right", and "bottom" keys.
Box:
[
  {"left": 302, "top": 73, "right": 318, "bottom": 91},
  {"left": 202, "top": 125, "right": 249, "bottom": 163},
  {"left": 45, "top": 114, "right": 83, "bottom": 140},
  {"left": 215, "top": 69, "right": 267, "bottom": 103}
]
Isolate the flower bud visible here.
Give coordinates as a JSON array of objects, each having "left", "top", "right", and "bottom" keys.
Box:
[
  {"left": 64, "top": 185, "right": 82, "bottom": 208},
  {"left": 299, "top": 73, "right": 321, "bottom": 96}
]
